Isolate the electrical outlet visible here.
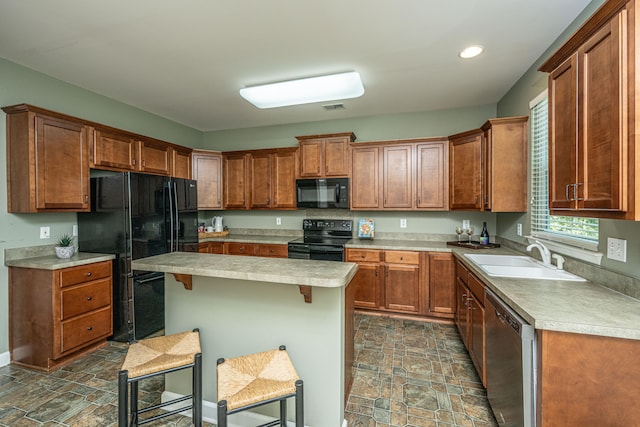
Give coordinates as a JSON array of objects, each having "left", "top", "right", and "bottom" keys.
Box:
[
  {"left": 517, "top": 223, "right": 523, "bottom": 236},
  {"left": 40, "top": 226, "right": 50, "bottom": 239},
  {"left": 276, "top": 217, "right": 282, "bottom": 226},
  {"left": 400, "top": 218, "right": 407, "bottom": 228},
  {"left": 607, "top": 237, "right": 627, "bottom": 262},
  {"left": 462, "top": 220, "right": 470, "bottom": 230}
]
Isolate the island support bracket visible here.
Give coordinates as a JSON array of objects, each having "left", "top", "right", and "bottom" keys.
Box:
[
  {"left": 171, "top": 273, "right": 193, "bottom": 290},
  {"left": 299, "top": 285, "right": 312, "bottom": 303}
]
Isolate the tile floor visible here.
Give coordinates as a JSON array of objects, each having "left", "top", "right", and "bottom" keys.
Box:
[{"left": 0, "top": 314, "right": 497, "bottom": 426}]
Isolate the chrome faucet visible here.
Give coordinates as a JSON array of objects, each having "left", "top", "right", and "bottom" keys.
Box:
[{"left": 527, "top": 240, "right": 552, "bottom": 267}]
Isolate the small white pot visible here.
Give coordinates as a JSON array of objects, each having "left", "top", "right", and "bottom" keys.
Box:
[{"left": 55, "top": 246, "right": 75, "bottom": 259}]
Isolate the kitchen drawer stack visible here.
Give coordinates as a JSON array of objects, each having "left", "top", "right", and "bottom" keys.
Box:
[{"left": 9, "top": 260, "right": 113, "bottom": 371}]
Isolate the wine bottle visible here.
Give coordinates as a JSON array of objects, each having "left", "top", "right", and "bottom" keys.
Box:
[{"left": 480, "top": 222, "right": 489, "bottom": 245}]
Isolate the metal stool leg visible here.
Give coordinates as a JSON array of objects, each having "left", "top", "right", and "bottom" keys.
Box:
[
  {"left": 118, "top": 370, "right": 128, "bottom": 427},
  {"left": 131, "top": 379, "right": 139, "bottom": 426},
  {"left": 280, "top": 398, "right": 287, "bottom": 427},
  {"left": 295, "top": 379, "right": 304, "bottom": 427},
  {"left": 193, "top": 352, "right": 202, "bottom": 427},
  {"left": 217, "top": 400, "right": 228, "bottom": 427}
]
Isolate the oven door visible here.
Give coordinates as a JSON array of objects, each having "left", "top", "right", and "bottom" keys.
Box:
[
  {"left": 288, "top": 243, "right": 311, "bottom": 260},
  {"left": 309, "top": 244, "right": 344, "bottom": 262}
]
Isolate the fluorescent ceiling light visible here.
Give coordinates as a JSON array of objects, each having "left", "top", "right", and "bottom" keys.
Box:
[
  {"left": 240, "top": 71, "right": 364, "bottom": 109},
  {"left": 459, "top": 45, "right": 484, "bottom": 59}
]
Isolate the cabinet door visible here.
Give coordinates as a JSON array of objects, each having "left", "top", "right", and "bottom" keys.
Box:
[
  {"left": 549, "top": 55, "right": 578, "bottom": 211},
  {"left": 351, "top": 146, "right": 380, "bottom": 209},
  {"left": 172, "top": 147, "right": 192, "bottom": 179},
  {"left": 351, "top": 263, "right": 381, "bottom": 309},
  {"left": 324, "top": 137, "right": 349, "bottom": 177},
  {"left": 416, "top": 141, "right": 448, "bottom": 210},
  {"left": 298, "top": 140, "right": 322, "bottom": 177},
  {"left": 192, "top": 151, "right": 222, "bottom": 209},
  {"left": 35, "top": 115, "right": 90, "bottom": 211},
  {"left": 449, "top": 132, "right": 483, "bottom": 210},
  {"left": 224, "top": 242, "right": 256, "bottom": 256},
  {"left": 578, "top": 12, "right": 627, "bottom": 211},
  {"left": 250, "top": 152, "right": 272, "bottom": 208},
  {"left": 384, "top": 263, "right": 420, "bottom": 313},
  {"left": 427, "top": 253, "right": 455, "bottom": 317},
  {"left": 139, "top": 139, "right": 171, "bottom": 176},
  {"left": 92, "top": 129, "right": 138, "bottom": 171},
  {"left": 383, "top": 144, "right": 413, "bottom": 208},
  {"left": 223, "top": 153, "right": 248, "bottom": 209},
  {"left": 272, "top": 149, "right": 297, "bottom": 209},
  {"left": 455, "top": 280, "right": 470, "bottom": 349}
]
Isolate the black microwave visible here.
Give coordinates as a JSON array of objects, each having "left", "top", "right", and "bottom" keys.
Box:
[{"left": 296, "top": 178, "right": 349, "bottom": 209}]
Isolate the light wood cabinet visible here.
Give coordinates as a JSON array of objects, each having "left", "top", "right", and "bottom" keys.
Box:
[
  {"left": 222, "top": 242, "right": 288, "bottom": 258},
  {"left": 350, "top": 138, "right": 449, "bottom": 211},
  {"left": 224, "top": 242, "right": 256, "bottom": 256},
  {"left": 92, "top": 128, "right": 138, "bottom": 171},
  {"left": 223, "top": 152, "right": 249, "bottom": 209},
  {"left": 199, "top": 241, "right": 224, "bottom": 254},
  {"left": 449, "top": 117, "right": 527, "bottom": 212},
  {"left": 384, "top": 251, "right": 421, "bottom": 314},
  {"left": 139, "top": 138, "right": 171, "bottom": 176},
  {"left": 9, "top": 260, "right": 113, "bottom": 371},
  {"left": 3, "top": 104, "right": 91, "bottom": 213},
  {"left": 172, "top": 146, "right": 192, "bottom": 179},
  {"left": 296, "top": 132, "right": 354, "bottom": 178},
  {"left": 346, "top": 249, "right": 383, "bottom": 309},
  {"left": 249, "top": 148, "right": 297, "bottom": 209},
  {"left": 192, "top": 150, "right": 223, "bottom": 210},
  {"left": 425, "top": 252, "right": 456, "bottom": 318}
]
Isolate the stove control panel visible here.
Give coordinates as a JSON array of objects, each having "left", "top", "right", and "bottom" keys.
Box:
[{"left": 302, "top": 219, "right": 352, "bottom": 231}]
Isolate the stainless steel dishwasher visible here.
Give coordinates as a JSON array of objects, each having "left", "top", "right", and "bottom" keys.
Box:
[{"left": 485, "top": 288, "right": 536, "bottom": 427}]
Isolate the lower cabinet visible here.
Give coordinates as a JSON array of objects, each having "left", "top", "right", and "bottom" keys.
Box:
[
  {"left": 455, "top": 258, "right": 486, "bottom": 386},
  {"left": 199, "top": 242, "right": 224, "bottom": 254},
  {"left": 9, "top": 260, "right": 113, "bottom": 371},
  {"left": 346, "top": 249, "right": 455, "bottom": 319}
]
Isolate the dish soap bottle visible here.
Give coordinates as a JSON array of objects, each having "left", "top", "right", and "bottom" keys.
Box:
[{"left": 480, "top": 222, "right": 489, "bottom": 245}]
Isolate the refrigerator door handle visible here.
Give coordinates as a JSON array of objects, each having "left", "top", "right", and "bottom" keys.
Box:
[
  {"left": 166, "top": 182, "right": 175, "bottom": 252},
  {"left": 173, "top": 181, "right": 179, "bottom": 251}
]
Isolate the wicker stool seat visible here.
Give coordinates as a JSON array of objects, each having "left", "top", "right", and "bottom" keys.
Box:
[
  {"left": 118, "top": 329, "right": 202, "bottom": 427},
  {"left": 217, "top": 345, "right": 303, "bottom": 427}
]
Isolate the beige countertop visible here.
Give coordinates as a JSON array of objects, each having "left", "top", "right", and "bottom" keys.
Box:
[
  {"left": 131, "top": 251, "right": 358, "bottom": 288},
  {"left": 5, "top": 252, "right": 115, "bottom": 270}
]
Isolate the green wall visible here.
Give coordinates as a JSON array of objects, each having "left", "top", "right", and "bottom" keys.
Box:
[
  {"left": 0, "top": 58, "right": 203, "bottom": 355},
  {"left": 496, "top": 0, "right": 640, "bottom": 280}
]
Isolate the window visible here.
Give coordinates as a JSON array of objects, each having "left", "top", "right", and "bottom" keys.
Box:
[{"left": 529, "top": 91, "right": 601, "bottom": 261}]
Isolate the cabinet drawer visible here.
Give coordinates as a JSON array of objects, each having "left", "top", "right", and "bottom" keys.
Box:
[
  {"left": 60, "top": 261, "right": 111, "bottom": 288},
  {"left": 61, "top": 278, "right": 111, "bottom": 320},
  {"left": 384, "top": 251, "right": 419, "bottom": 265},
  {"left": 456, "top": 260, "right": 469, "bottom": 285},
  {"left": 468, "top": 273, "right": 485, "bottom": 305},
  {"left": 346, "top": 249, "right": 382, "bottom": 263},
  {"left": 60, "top": 307, "right": 112, "bottom": 354},
  {"left": 257, "top": 244, "right": 288, "bottom": 258},
  {"left": 225, "top": 242, "right": 257, "bottom": 256}
]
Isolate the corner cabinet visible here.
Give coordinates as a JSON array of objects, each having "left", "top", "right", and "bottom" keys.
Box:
[
  {"left": 296, "top": 132, "right": 354, "bottom": 178},
  {"left": 9, "top": 260, "right": 113, "bottom": 371},
  {"left": 540, "top": 0, "right": 640, "bottom": 220},
  {"left": 3, "top": 104, "right": 91, "bottom": 212},
  {"left": 192, "top": 150, "right": 223, "bottom": 210}
]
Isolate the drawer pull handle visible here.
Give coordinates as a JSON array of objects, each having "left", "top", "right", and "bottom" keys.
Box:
[
  {"left": 86, "top": 272, "right": 92, "bottom": 277},
  {"left": 87, "top": 296, "right": 93, "bottom": 301},
  {"left": 87, "top": 326, "right": 93, "bottom": 331}
]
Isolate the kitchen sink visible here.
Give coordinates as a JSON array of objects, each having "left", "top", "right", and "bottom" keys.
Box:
[{"left": 464, "top": 254, "right": 586, "bottom": 281}]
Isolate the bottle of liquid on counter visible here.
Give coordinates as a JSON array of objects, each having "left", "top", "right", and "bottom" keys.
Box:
[{"left": 480, "top": 222, "right": 489, "bottom": 245}]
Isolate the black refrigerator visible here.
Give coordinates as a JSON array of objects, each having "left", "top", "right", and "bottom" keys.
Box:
[{"left": 77, "top": 171, "right": 198, "bottom": 342}]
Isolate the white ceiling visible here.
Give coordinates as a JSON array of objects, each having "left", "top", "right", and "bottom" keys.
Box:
[{"left": 0, "top": 1, "right": 592, "bottom": 132}]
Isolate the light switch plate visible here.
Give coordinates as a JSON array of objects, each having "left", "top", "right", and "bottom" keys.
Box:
[
  {"left": 400, "top": 218, "right": 407, "bottom": 228},
  {"left": 607, "top": 237, "right": 627, "bottom": 262},
  {"left": 276, "top": 217, "right": 282, "bottom": 226},
  {"left": 517, "top": 223, "right": 523, "bottom": 236},
  {"left": 462, "top": 220, "right": 470, "bottom": 230}
]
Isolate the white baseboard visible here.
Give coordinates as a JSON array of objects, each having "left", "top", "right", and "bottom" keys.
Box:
[
  {"left": 162, "top": 391, "right": 345, "bottom": 427},
  {"left": 0, "top": 351, "right": 9, "bottom": 368}
]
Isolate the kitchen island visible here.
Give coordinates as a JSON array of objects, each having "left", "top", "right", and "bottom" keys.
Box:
[{"left": 131, "top": 252, "right": 358, "bottom": 427}]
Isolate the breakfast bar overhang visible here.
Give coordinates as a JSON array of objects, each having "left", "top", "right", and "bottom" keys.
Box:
[{"left": 132, "top": 252, "right": 358, "bottom": 426}]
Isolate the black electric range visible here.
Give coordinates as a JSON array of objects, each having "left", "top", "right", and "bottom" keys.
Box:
[{"left": 288, "top": 219, "right": 353, "bottom": 261}]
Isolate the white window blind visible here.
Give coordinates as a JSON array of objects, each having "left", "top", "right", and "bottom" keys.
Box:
[{"left": 530, "top": 94, "right": 599, "bottom": 244}]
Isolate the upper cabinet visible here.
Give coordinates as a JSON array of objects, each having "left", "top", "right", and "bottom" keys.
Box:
[
  {"left": 172, "top": 145, "right": 192, "bottom": 179},
  {"left": 351, "top": 138, "right": 449, "bottom": 211},
  {"left": 449, "top": 116, "right": 528, "bottom": 212},
  {"left": 223, "top": 152, "right": 249, "bottom": 209},
  {"left": 540, "top": 0, "right": 639, "bottom": 220},
  {"left": 92, "top": 128, "right": 138, "bottom": 171},
  {"left": 3, "top": 104, "right": 90, "bottom": 212},
  {"left": 296, "top": 132, "right": 354, "bottom": 178},
  {"left": 192, "top": 150, "right": 222, "bottom": 210}
]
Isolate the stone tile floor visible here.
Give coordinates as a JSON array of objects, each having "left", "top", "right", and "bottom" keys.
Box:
[
  {"left": 0, "top": 313, "right": 497, "bottom": 426},
  {"left": 346, "top": 314, "right": 498, "bottom": 427}
]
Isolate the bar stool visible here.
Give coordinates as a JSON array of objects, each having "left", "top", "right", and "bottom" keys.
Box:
[
  {"left": 118, "top": 329, "right": 202, "bottom": 427},
  {"left": 216, "top": 345, "right": 303, "bottom": 427}
]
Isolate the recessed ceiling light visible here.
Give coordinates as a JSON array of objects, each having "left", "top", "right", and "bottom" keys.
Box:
[
  {"left": 239, "top": 71, "right": 365, "bottom": 109},
  {"left": 459, "top": 45, "right": 484, "bottom": 59}
]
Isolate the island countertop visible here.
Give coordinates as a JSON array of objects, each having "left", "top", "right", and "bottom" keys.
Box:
[{"left": 131, "top": 251, "right": 358, "bottom": 288}]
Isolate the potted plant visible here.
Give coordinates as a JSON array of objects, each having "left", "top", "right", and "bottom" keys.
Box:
[{"left": 55, "top": 233, "right": 76, "bottom": 259}]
